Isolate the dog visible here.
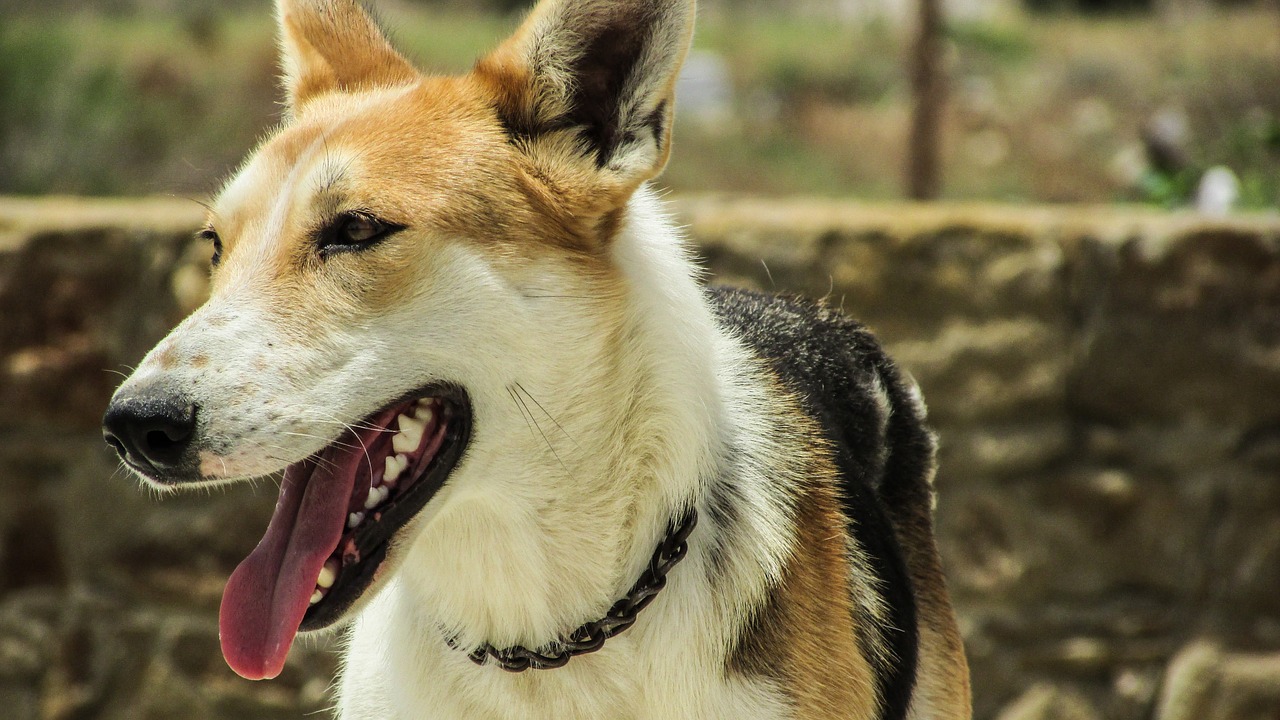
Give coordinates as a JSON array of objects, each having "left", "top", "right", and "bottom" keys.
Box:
[{"left": 102, "top": 0, "right": 972, "bottom": 717}]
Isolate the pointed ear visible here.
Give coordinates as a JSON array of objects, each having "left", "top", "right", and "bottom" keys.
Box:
[
  {"left": 475, "top": 0, "right": 695, "bottom": 203},
  {"left": 276, "top": 0, "right": 419, "bottom": 114}
]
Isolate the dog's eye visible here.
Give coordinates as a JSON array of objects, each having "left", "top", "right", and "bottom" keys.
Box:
[
  {"left": 199, "top": 228, "right": 223, "bottom": 267},
  {"left": 318, "top": 212, "right": 402, "bottom": 257},
  {"left": 342, "top": 214, "right": 383, "bottom": 243}
]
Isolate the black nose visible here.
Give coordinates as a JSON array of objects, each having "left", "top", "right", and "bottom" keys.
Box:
[{"left": 102, "top": 396, "right": 197, "bottom": 471}]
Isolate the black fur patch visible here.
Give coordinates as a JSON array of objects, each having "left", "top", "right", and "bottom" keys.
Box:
[
  {"left": 644, "top": 99, "right": 668, "bottom": 155},
  {"left": 707, "top": 286, "right": 922, "bottom": 720}
]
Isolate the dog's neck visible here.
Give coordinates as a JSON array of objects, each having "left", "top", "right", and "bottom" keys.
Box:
[
  {"left": 338, "top": 189, "right": 803, "bottom": 718},
  {"left": 461, "top": 506, "right": 699, "bottom": 670},
  {"left": 376, "top": 187, "right": 723, "bottom": 655}
]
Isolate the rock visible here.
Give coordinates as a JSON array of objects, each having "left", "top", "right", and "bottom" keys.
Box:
[
  {"left": 1066, "top": 224, "right": 1280, "bottom": 424},
  {"left": 995, "top": 683, "right": 1101, "bottom": 720},
  {"left": 4, "top": 196, "right": 1280, "bottom": 719},
  {"left": 1156, "top": 642, "right": 1280, "bottom": 720}
]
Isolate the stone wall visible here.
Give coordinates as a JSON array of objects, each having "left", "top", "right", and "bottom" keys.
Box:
[{"left": 2, "top": 196, "right": 1278, "bottom": 719}]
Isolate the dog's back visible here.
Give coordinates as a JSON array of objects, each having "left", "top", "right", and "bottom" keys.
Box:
[{"left": 709, "top": 286, "right": 971, "bottom": 719}]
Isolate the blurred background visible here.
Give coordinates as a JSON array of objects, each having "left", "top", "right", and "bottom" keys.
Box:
[
  {"left": 1, "top": 0, "right": 1278, "bottom": 206},
  {"left": 1, "top": 1, "right": 1279, "bottom": 719}
]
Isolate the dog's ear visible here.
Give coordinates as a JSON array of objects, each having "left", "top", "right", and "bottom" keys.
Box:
[
  {"left": 275, "top": 0, "right": 419, "bottom": 115},
  {"left": 475, "top": 0, "right": 695, "bottom": 207}
]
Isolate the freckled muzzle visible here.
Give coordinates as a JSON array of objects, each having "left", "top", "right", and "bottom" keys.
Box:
[{"left": 217, "top": 384, "right": 471, "bottom": 681}]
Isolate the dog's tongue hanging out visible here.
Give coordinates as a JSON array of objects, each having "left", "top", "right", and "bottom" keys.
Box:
[{"left": 219, "top": 434, "right": 368, "bottom": 680}]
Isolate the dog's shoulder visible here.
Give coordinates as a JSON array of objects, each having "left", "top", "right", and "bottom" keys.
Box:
[
  {"left": 705, "top": 285, "right": 888, "bottom": 413},
  {"left": 705, "top": 284, "right": 934, "bottom": 720},
  {"left": 704, "top": 284, "right": 934, "bottom": 489}
]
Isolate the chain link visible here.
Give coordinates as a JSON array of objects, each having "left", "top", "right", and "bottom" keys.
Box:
[{"left": 450, "top": 509, "right": 697, "bottom": 672}]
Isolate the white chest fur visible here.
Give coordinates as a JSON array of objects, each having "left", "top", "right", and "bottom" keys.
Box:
[
  {"left": 338, "top": 566, "right": 792, "bottom": 720},
  {"left": 334, "top": 192, "right": 798, "bottom": 720}
]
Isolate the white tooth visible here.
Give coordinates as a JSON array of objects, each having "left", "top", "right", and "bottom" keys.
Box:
[
  {"left": 398, "top": 412, "right": 424, "bottom": 434},
  {"left": 394, "top": 413, "right": 426, "bottom": 452},
  {"left": 317, "top": 562, "right": 336, "bottom": 589},
  {"left": 416, "top": 397, "right": 434, "bottom": 407},
  {"left": 384, "top": 456, "right": 405, "bottom": 487},
  {"left": 384, "top": 455, "right": 402, "bottom": 482},
  {"left": 391, "top": 433, "right": 412, "bottom": 454},
  {"left": 348, "top": 511, "right": 364, "bottom": 528},
  {"left": 413, "top": 404, "right": 434, "bottom": 423},
  {"left": 310, "top": 590, "right": 323, "bottom": 605},
  {"left": 365, "top": 488, "right": 381, "bottom": 509}
]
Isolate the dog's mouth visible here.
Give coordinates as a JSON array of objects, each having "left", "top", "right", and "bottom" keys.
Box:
[{"left": 218, "top": 384, "right": 471, "bottom": 680}]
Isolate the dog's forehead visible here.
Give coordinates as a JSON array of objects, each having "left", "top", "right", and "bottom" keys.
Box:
[
  {"left": 213, "top": 129, "right": 330, "bottom": 235},
  {"left": 213, "top": 79, "right": 501, "bottom": 232}
]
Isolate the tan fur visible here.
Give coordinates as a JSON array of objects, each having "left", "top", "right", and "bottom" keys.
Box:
[
  {"left": 886, "top": 475, "right": 972, "bottom": 719},
  {"left": 472, "top": 0, "right": 693, "bottom": 224},
  {"left": 154, "top": 343, "right": 180, "bottom": 370},
  {"left": 277, "top": 0, "right": 417, "bottom": 113},
  {"left": 207, "top": 74, "right": 625, "bottom": 339},
  {"left": 729, "top": 393, "right": 881, "bottom": 720}
]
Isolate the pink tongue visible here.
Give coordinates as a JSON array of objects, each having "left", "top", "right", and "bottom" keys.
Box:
[{"left": 219, "top": 434, "right": 370, "bottom": 680}]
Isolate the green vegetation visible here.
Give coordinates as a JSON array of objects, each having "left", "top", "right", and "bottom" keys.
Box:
[
  {"left": 696, "top": 15, "right": 903, "bottom": 105},
  {"left": 0, "top": 5, "right": 1276, "bottom": 207},
  {"left": 947, "top": 21, "right": 1034, "bottom": 65},
  {"left": 0, "top": 14, "right": 279, "bottom": 194},
  {"left": 380, "top": 10, "right": 519, "bottom": 73}
]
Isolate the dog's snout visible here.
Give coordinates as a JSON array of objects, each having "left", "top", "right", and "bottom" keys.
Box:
[{"left": 103, "top": 395, "right": 198, "bottom": 472}]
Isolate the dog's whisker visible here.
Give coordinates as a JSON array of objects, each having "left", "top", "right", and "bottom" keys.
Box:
[
  {"left": 278, "top": 430, "right": 358, "bottom": 447},
  {"left": 514, "top": 382, "right": 581, "bottom": 451},
  {"left": 273, "top": 433, "right": 370, "bottom": 472},
  {"left": 173, "top": 193, "right": 215, "bottom": 215},
  {"left": 257, "top": 440, "right": 340, "bottom": 474},
  {"left": 330, "top": 418, "right": 377, "bottom": 479},
  {"left": 760, "top": 259, "right": 775, "bottom": 289},
  {"left": 275, "top": 425, "right": 370, "bottom": 445},
  {"left": 296, "top": 411, "right": 393, "bottom": 435},
  {"left": 508, "top": 385, "right": 569, "bottom": 475},
  {"left": 508, "top": 386, "right": 536, "bottom": 436}
]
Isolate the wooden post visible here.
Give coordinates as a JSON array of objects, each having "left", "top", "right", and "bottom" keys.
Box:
[{"left": 906, "top": 0, "right": 945, "bottom": 200}]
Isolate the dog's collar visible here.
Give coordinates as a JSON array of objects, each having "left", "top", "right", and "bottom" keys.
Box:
[{"left": 452, "top": 508, "right": 698, "bottom": 672}]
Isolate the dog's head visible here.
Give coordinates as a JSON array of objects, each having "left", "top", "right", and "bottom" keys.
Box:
[{"left": 103, "top": 0, "right": 694, "bottom": 680}]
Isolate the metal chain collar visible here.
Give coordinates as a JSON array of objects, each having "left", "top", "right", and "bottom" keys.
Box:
[{"left": 450, "top": 508, "right": 698, "bottom": 672}]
